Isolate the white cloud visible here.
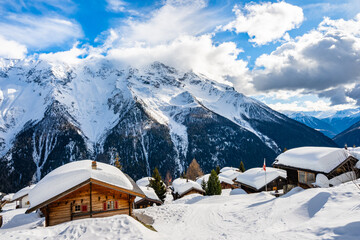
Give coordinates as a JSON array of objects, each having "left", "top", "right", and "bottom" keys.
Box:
[
  {"left": 223, "top": 1, "right": 304, "bottom": 45},
  {"left": 0, "top": 35, "right": 27, "bottom": 59},
  {"left": 39, "top": 43, "right": 88, "bottom": 65},
  {"left": 267, "top": 99, "right": 355, "bottom": 112},
  {"left": 106, "top": 0, "right": 126, "bottom": 12},
  {"left": 107, "top": 34, "right": 251, "bottom": 90},
  {"left": 0, "top": 14, "right": 83, "bottom": 49},
  {"left": 114, "top": 0, "right": 228, "bottom": 46},
  {"left": 253, "top": 13, "right": 360, "bottom": 106}
]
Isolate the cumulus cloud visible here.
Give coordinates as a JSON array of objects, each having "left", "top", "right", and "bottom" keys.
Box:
[
  {"left": 0, "top": 35, "right": 27, "bottom": 59},
  {"left": 253, "top": 14, "right": 360, "bottom": 106},
  {"left": 0, "top": 14, "right": 83, "bottom": 49},
  {"left": 107, "top": 34, "right": 251, "bottom": 90},
  {"left": 223, "top": 1, "right": 304, "bottom": 45}
]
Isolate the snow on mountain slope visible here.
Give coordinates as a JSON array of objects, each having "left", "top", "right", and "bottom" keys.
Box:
[
  {"left": 1, "top": 180, "right": 360, "bottom": 239},
  {"left": 0, "top": 58, "right": 336, "bottom": 192},
  {"left": 286, "top": 112, "right": 337, "bottom": 138}
]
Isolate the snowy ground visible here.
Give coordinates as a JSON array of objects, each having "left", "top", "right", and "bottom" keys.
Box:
[{"left": 1, "top": 181, "right": 360, "bottom": 239}]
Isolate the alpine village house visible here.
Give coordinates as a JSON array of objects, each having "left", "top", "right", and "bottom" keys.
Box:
[
  {"left": 273, "top": 147, "right": 360, "bottom": 191},
  {"left": 25, "top": 160, "right": 145, "bottom": 226}
]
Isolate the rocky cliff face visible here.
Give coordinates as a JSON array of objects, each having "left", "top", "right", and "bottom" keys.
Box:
[{"left": 0, "top": 58, "right": 337, "bottom": 192}]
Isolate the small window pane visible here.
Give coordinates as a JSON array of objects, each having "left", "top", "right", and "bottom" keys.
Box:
[
  {"left": 298, "top": 171, "right": 306, "bottom": 183},
  {"left": 307, "top": 173, "right": 315, "bottom": 183}
]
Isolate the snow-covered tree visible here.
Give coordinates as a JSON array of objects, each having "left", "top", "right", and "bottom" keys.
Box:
[{"left": 149, "top": 167, "right": 167, "bottom": 202}]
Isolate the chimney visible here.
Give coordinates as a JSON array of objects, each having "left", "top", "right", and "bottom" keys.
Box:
[{"left": 92, "top": 161, "right": 97, "bottom": 170}]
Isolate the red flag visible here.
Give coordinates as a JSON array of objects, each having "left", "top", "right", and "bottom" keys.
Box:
[{"left": 263, "top": 159, "right": 266, "bottom": 171}]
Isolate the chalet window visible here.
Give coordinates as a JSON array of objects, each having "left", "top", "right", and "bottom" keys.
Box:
[
  {"left": 104, "top": 201, "right": 116, "bottom": 211},
  {"left": 298, "top": 171, "right": 315, "bottom": 184},
  {"left": 107, "top": 201, "right": 114, "bottom": 210},
  {"left": 74, "top": 205, "right": 81, "bottom": 212}
]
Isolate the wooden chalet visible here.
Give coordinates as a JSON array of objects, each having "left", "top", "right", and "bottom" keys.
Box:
[
  {"left": 171, "top": 178, "right": 205, "bottom": 200},
  {"left": 25, "top": 160, "right": 145, "bottom": 226},
  {"left": 134, "top": 186, "right": 162, "bottom": 209},
  {"left": 196, "top": 174, "right": 236, "bottom": 190},
  {"left": 273, "top": 147, "right": 360, "bottom": 190},
  {"left": 235, "top": 167, "right": 287, "bottom": 194},
  {"left": 11, "top": 185, "right": 35, "bottom": 209}
]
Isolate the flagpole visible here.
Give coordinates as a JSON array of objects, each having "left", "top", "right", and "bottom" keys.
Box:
[{"left": 264, "top": 158, "right": 267, "bottom": 192}]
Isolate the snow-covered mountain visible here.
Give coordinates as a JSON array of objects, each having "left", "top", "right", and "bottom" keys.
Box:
[
  {"left": 333, "top": 120, "right": 360, "bottom": 147},
  {"left": 321, "top": 108, "right": 360, "bottom": 134},
  {"left": 285, "top": 112, "right": 337, "bottom": 138},
  {"left": 0, "top": 58, "right": 336, "bottom": 192}
]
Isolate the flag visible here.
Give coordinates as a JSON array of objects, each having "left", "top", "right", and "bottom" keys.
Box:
[{"left": 263, "top": 158, "right": 266, "bottom": 171}]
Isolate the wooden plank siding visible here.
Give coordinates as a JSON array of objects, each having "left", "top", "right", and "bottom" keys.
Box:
[{"left": 41, "top": 182, "right": 136, "bottom": 226}]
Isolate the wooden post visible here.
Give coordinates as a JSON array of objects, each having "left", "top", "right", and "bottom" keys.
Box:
[
  {"left": 45, "top": 206, "right": 50, "bottom": 227},
  {"left": 90, "top": 182, "right": 93, "bottom": 218},
  {"left": 70, "top": 202, "right": 73, "bottom": 221},
  {"left": 128, "top": 195, "right": 131, "bottom": 216}
]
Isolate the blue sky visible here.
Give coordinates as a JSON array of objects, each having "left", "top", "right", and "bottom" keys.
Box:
[{"left": 1, "top": 0, "right": 360, "bottom": 113}]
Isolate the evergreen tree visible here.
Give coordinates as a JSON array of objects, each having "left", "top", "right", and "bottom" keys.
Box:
[
  {"left": 149, "top": 167, "right": 167, "bottom": 202},
  {"left": 201, "top": 178, "right": 207, "bottom": 191},
  {"left": 239, "top": 161, "right": 245, "bottom": 173},
  {"left": 215, "top": 165, "right": 220, "bottom": 175},
  {"left": 206, "top": 170, "right": 222, "bottom": 195},
  {"left": 186, "top": 158, "right": 204, "bottom": 181}
]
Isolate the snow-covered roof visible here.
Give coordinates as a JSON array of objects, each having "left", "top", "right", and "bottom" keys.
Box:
[
  {"left": 348, "top": 147, "right": 360, "bottom": 165},
  {"left": 136, "top": 177, "right": 154, "bottom": 187},
  {"left": 220, "top": 167, "right": 239, "bottom": 173},
  {"left": 172, "top": 178, "right": 204, "bottom": 196},
  {"left": 2, "top": 193, "right": 14, "bottom": 202},
  {"left": 274, "top": 147, "right": 352, "bottom": 173},
  {"left": 235, "top": 167, "right": 287, "bottom": 191},
  {"left": 135, "top": 186, "right": 161, "bottom": 204},
  {"left": 12, "top": 184, "right": 36, "bottom": 201},
  {"left": 28, "top": 160, "right": 138, "bottom": 210},
  {"left": 196, "top": 174, "right": 234, "bottom": 186},
  {"left": 219, "top": 169, "right": 242, "bottom": 180}
]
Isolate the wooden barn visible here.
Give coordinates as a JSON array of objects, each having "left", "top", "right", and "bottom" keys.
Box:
[
  {"left": 171, "top": 178, "right": 205, "bottom": 200},
  {"left": 235, "top": 167, "right": 287, "bottom": 193},
  {"left": 11, "top": 184, "right": 35, "bottom": 209},
  {"left": 273, "top": 147, "right": 360, "bottom": 190},
  {"left": 25, "top": 160, "right": 145, "bottom": 226},
  {"left": 196, "top": 174, "right": 236, "bottom": 189},
  {"left": 134, "top": 186, "right": 162, "bottom": 209}
]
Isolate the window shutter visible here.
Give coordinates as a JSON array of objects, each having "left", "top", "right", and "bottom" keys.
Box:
[
  {"left": 103, "top": 202, "right": 107, "bottom": 211},
  {"left": 82, "top": 205, "right": 88, "bottom": 212},
  {"left": 115, "top": 201, "right": 118, "bottom": 209}
]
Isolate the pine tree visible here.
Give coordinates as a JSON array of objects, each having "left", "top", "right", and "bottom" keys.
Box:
[
  {"left": 215, "top": 165, "right": 220, "bottom": 175},
  {"left": 206, "top": 170, "right": 222, "bottom": 195},
  {"left": 201, "top": 178, "right": 207, "bottom": 191},
  {"left": 239, "top": 161, "right": 245, "bottom": 173},
  {"left": 186, "top": 158, "right": 204, "bottom": 181},
  {"left": 149, "top": 167, "right": 167, "bottom": 202}
]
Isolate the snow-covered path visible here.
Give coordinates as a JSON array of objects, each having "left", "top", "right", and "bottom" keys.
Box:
[
  {"left": 1, "top": 181, "right": 360, "bottom": 239},
  {"left": 138, "top": 182, "right": 360, "bottom": 240}
]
